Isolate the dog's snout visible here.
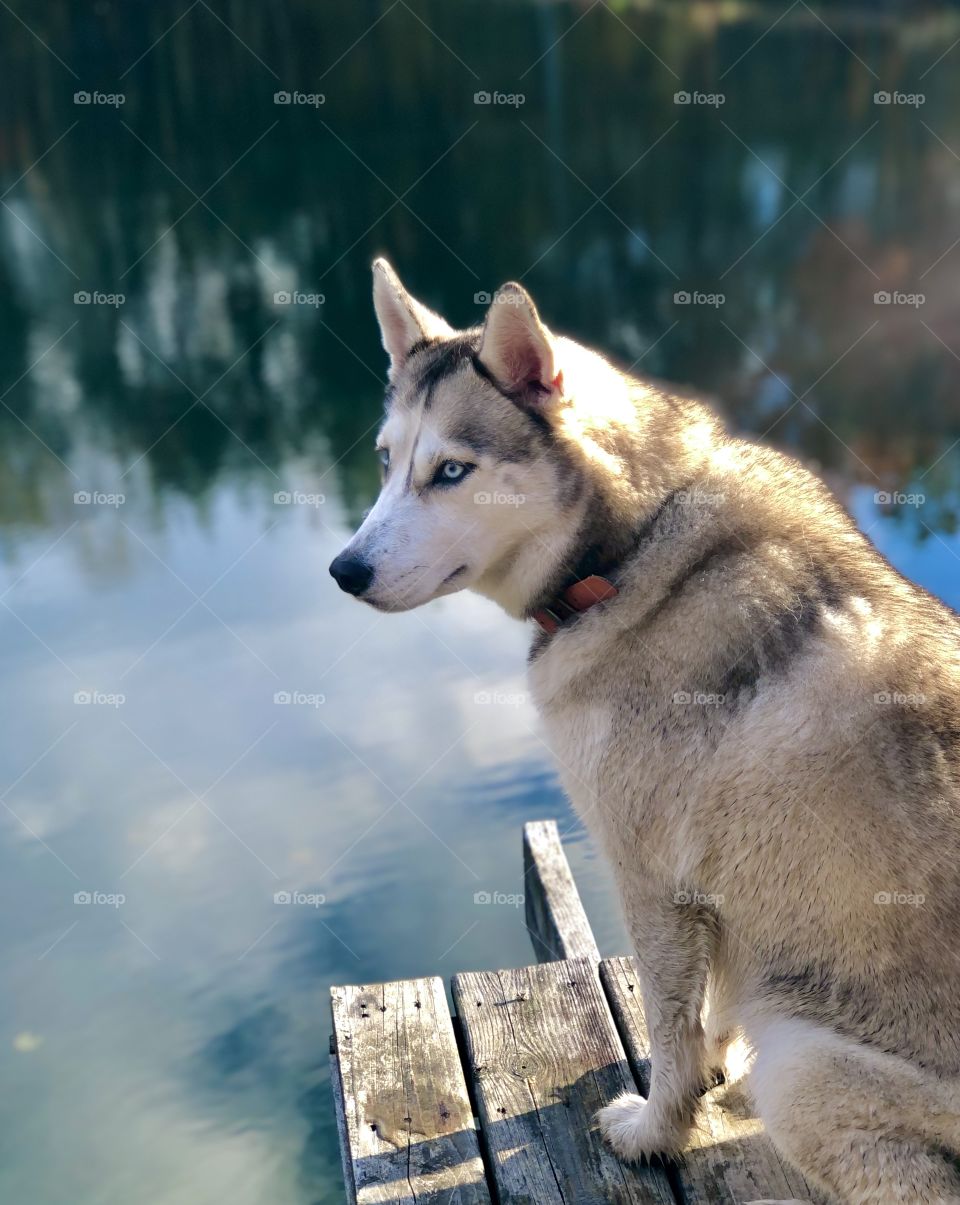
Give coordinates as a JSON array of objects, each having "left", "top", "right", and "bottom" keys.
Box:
[{"left": 329, "top": 553, "right": 374, "bottom": 597}]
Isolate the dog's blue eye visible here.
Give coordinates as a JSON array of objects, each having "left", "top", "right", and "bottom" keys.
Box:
[
  {"left": 378, "top": 448, "right": 390, "bottom": 471},
  {"left": 433, "top": 460, "right": 471, "bottom": 486}
]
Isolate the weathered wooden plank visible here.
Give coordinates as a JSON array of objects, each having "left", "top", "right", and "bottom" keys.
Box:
[
  {"left": 601, "top": 957, "right": 825, "bottom": 1204},
  {"left": 452, "top": 957, "right": 676, "bottom": 1205},
  {"left": 330, "top": 1049, "right": 358, "bottom": 1205},
  {"left": 523, "top": 819, "right": 601, "bottom": 964},
  {"left": 331, "top": 976, "right": 492, "bottom": 1204}
]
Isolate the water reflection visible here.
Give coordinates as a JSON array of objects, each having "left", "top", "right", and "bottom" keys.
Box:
[
  {"left": 0, "top": 0, "right": 959, "bottom": 540},
  {"left": 1, "top": 2, "right": 959, "bottom": 1203}
]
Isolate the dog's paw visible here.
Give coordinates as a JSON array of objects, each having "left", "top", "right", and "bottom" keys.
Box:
[
  {"left": 700, "top": 1065, "right": 725, "bottom": 1093},
  {"left": 597, "top": 1093, "right": 689, "bottom": 1161},
  {"left": 703, "top": 1028, "right": 752, "bottom": 1087}
]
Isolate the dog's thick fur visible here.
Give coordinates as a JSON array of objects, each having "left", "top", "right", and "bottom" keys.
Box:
[{"left": 331, "top": 260, "right": 960, "bottom": 1204}]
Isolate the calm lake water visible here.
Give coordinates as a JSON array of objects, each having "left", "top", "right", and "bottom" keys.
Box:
[{"left": 2, "top": 2, "right": 959, "bottom": 1201}]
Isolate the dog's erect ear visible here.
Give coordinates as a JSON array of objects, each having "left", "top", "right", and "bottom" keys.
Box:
[
  {"left": 477, "top": 283, "right": 559, "bottom": 399},
  {"left": 372, "top": 258, "right": 453, "bottom": 379}
]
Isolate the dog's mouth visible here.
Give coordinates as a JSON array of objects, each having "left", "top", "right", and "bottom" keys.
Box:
[
  {"left": 362, "top": 564, "right": 469, "bottom": 612},
  {"left": 362, "top": 596, "right": 405, "bottom": 612},
  {"left": 441, "top": 564, "right": 468, "bottom": 587}
]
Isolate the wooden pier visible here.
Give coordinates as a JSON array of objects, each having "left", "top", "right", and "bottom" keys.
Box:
[{"left": 330, "top": 820, "right": 819, "bottom": 1204}]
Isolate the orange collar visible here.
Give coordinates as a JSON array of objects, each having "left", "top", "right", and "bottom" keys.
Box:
[{"left": 531, "top": 574, "right": 619, "bottom": 635}]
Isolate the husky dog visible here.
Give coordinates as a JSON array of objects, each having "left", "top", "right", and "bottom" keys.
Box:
[{"left": 330, "top": 259, "right": 960, "bottom": 1205}]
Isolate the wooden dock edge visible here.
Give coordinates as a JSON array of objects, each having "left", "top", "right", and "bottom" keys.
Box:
[
  {"left": 523, "top": 818, "right": 600, "bottom": 963},
  {"left": 329, "top": 1046, "right": 358, "bottom": 1205}
]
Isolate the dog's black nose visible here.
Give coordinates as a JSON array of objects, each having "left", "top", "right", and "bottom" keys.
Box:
[{"left": 329, "top": 553, "right": 374, "bottom": 597}]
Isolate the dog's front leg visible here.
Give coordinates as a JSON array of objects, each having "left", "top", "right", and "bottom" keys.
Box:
[{"left": 599, "top": 892, "right": 715, "bottom": 1161}]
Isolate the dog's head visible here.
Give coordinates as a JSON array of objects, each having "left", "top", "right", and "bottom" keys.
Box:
[{"left": 329, "top": 259, "right": 581, "bottom": 616}]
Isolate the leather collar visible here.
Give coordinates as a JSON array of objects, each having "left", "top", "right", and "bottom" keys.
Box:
[{"left": 531, "top": 574, "right": 619, "bottom": 635}]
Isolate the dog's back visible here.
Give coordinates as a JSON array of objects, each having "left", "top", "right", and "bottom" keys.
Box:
[{"left": 531, "top": 408, "right": 960, "bottom": 1071}]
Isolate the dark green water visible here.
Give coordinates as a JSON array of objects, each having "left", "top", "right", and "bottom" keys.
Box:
[{"left": 1, "top": 2, "right": 959, "bottom": 1201}]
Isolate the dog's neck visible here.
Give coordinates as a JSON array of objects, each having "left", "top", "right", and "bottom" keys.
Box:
[{"left": 474, "top": 377, "right": 720, "bottom": 621}]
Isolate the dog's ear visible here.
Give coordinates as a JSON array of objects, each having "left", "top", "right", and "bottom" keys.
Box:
[
  {"left": 372, "top": 258, "right": 453, "bottom": 379},
  {"left": 477, "top": 282, "right": 560, "bottom": 401}
]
